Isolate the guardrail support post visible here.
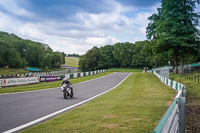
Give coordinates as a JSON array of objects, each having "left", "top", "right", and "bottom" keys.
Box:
[{"left": 179, "top": 85, "right": 186, "bottom": 133}]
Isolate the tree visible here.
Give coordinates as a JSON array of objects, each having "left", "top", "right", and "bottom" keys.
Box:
[
  {"left": 0, "top": 31, "right": 65, "bottom": 69},
  {"left": 113, "top": 42, "right": 133, "bottom": 68},
  {"left": 146, "top": 0, "right": 200, "bottom": 74},
  {"left": 52, "top": 52, "right": 63, "bottom": 68},
  {"left": 131, "top": 41, "right": 152, "bottom": 68},
  {"left": 98, "top": 45, "right": 118, "bottom": 69},
  {"left": 79, "top": 46, "right": 99, "bottom": 71}
]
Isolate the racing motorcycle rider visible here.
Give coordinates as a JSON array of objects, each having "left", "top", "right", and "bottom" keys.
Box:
[{"left": 62, "top": 78, "right": 74, "bottom": 95}]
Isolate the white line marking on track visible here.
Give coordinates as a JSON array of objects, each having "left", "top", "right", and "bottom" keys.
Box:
[
  {"left": 0, "top": 72, "right": 116, "bottom": 95},
  {"left": 3, "top": 72, "right": 131, "bottom": 133}
]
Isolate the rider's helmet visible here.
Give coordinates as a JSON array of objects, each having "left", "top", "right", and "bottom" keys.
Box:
[{"left": 63, "top": 78, "right": 68, "bottom": 81}]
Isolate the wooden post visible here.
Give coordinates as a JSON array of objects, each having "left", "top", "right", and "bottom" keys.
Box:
[{"left": 198, "top": 75, "right": 199, "bottom": 83}]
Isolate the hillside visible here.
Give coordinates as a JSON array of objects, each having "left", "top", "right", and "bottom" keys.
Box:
[
  {"left": 0, "top": 31, "right": 65, "bottom": 69},
  {"left": 65, "top": 57, "right": 79, "bottom": 68}
]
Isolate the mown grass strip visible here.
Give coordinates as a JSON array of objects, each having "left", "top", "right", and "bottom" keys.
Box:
[
  {"left": 107, "top": 68, "right": 142, "bottom": 72},
  {"left": 0, "top": 72, "right": 112, "bottom": 94},
  {"left": 21, "top": 73, "right": 175, "bottom": 133},
  {"left": 65, "top": 57, "right": 79, "bottom": 67}
]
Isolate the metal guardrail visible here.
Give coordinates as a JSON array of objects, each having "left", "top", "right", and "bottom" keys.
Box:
[{"left": 153, "top": 71, "right": 186, "bottom": 133}]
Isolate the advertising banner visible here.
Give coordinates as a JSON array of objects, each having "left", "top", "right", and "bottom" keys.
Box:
[
  {"left": 65, "top": 74, "right": 70, "bottom": 79},
  {"left": 0, "top": 77, "right": 40, "bottom": 87},
  {"left": 74, "top": 73, "right": 77, "bottom": 78},
  {"left": 80, "top": 73, "right": 83, "bottom": 77},
  {"left": 60, "top": 75, "right": 65, "bottom": 80},
  {"left": 45, "top": 76, "right": 61, "bottom": 82}
]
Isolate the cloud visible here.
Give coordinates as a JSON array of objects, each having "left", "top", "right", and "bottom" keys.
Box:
[
  {"left": 132, "top": 12, "right": 153, "bottom": 36},
  {"left": 115, "top": 0, "right": 161, "bottom": 7},
  {"left": 0, "top": 9, "right": 120, "bottom": 54},
  {"left": 0, "top": 0, "right": 162, "bottom": 55},
  {"left": 0, "top": 0, "right": 33, "bottom": 17},
  {"left": 22, "top": 0, "right": 116, "bottom": 22}
]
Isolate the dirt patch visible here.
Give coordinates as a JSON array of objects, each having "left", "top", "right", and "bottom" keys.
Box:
[
  {"left": 186, "top": 96, "right": 200, "bottom": 133},
  {"left": 103, "top": 114, "right": 115, "bottom": 119},
  {"left": 101, "top": 123, "right": 118, "bottom": 128}
]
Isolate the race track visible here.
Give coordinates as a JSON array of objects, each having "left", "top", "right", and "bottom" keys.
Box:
[{"left": 0, "top": 72, "right": 130, "bottom": 132}]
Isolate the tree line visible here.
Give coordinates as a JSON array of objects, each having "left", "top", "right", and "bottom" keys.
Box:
[
  {"left": 67, "top": 53, "right": 80, "bottom": 58},
  {"left": 79, "top": 0, "right": 200, "bottom": 72},
  {"left": 0, "top": 31, "right": 65, "bottom": 68},
  {"left": 79, "top": 39, "right": 200, "bottom": 72},
  {"left": 79, "top": 41, "right": 150, "bottom": 71}
]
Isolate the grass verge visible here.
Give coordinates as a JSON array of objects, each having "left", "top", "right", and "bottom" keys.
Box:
[
  {"left": 0, "top": 68, "right": 27, "bottom": 75},
  {"left": 65, "top": 57, "right": 79, "bottom": 67},
  {"left": 21, "top": 73, "right": 175, "bottom": 133},
  {"left": 107, "top": 68, "right": 143, "bottom": 72},
  {"left": 170, "top": 74, "right": 200, "bottom": 132},
  {"left": 0, "top": 72, "right": 112, "bottom": 94}
]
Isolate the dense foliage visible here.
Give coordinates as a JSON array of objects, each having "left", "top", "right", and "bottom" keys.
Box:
[
  {"left": 146, "top": 0, "right": 200, "bottom": 73},
  {"left": 67, "top": 53, "right": 80, "bottom": 58},
  {"left": 79, "top": 40, "right": 200, "bottom": 72},
  {"left": 0, "top": 31, "right": 65, "bottom": 68},
  {"left": 79, "top": 41, "right": 154, "bottom": 71}
]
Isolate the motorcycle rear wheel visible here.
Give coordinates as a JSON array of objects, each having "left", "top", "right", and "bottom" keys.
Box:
[{"left": 70, "top": 92, "right": 73, "bottom": 98}]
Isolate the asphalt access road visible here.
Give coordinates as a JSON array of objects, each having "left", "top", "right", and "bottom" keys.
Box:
[{"left": 0, "top": 72, "right": 130, "bottom": 132}]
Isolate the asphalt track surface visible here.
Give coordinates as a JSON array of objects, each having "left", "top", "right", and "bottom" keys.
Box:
[{"left": 0, "top": 72, "right": 130, "bottom": 132}]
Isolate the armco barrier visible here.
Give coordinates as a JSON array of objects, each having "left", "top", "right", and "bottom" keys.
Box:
[
  {"left": 63, "top": 69, "right": 106, "bottom": 80},
  {"left": 153, "top": 71, "right": 186, "bottom": 133}
]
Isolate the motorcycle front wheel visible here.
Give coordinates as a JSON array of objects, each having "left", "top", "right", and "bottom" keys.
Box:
[{"left": 63, "top": 90, "right": 68, "bottom": 99}]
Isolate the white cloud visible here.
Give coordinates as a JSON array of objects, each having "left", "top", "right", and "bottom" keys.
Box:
[
  {"left": 132, "top": 12, "right": 153, "bottom": 36},
  {"left": 0, "top": 0, "right": 33, "bottom": 17},
  {"left": 85, "top": 36, "right": 119, "bottom": 46},
  {"left": 0, "top": 10, "right": 120, "bottom": 54},
  {"left": 0, "top": 0, "right": 161, "bottom": 55}
]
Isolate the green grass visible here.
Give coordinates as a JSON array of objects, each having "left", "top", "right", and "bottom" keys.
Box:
[
  {"left": 65, "top": 57, "right": 79, "bottom": 67},
  {"left": 21, "top": 73, "right": 175, "bottom": 133},
  {"left": 0, "top": 72, "right": 112, "bottom": 94},
  {"left": 0, "top": 68, "right": 27, "bottom": 75},
  {"left": 107, "top": 68, "right": 143, "bottom": 72},
  {"left": 42, "top": 68, "right": 67, "bottom": 72},
  {"left": 170, "top": 74, "right": 200, "bottom": 100}
]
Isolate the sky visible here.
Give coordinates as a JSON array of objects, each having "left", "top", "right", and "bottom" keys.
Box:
[{"left": 0, "top": 0, "right": 199, "bottom": 55}]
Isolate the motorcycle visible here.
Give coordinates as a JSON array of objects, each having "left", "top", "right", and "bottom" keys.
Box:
[{"left": 61, "top": 84, "right": 74, "bottom": 99}]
